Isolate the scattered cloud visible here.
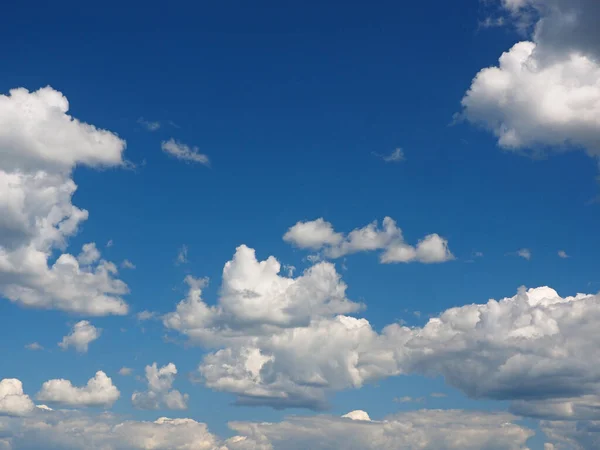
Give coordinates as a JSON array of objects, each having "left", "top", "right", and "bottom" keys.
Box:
[
  {"left": 161, "top": 139, "right": 210, "bottom": 166},
  {"left": 131, "top": 362, "right": 188, "bottom": 410},
  {"left": 58, "top": 320, "right": 101, "bottom": 353},
  {"left": 118, "top": 367, "right": 133, "bottom": 376},
  {"left": 284, "top": 217, "right": 454, "bottom": 264},
  {"left": 558, "top": 250, "right": 569, "bottom": 259},
  {"left": 0, "top": 379, "right": 34, "bottom": 416},
  {"left": 460, "top": 0, "right": 600, "bottom": 166},
  {"left": 121, "top": 259, "right": 136, "bottom": 269},
  {"left": 0, "top": 86, "right": 129, "bottom": 316},
  {"left": 517, "top": 248, "right": 532, "bottom": 260},
  {"left": 137, "top": 310, "right": 157, "bottom": 321},
  {"left": 25, "top": 342, "right": 43, "bottom": 351},
  {"left": 430, "top": 392, "right": 447, "bottom": 398},
  {"left": 393, "top": 396, "right": 424, "bottom": 403},
  {"left": 137, "top": 117, "right": 160, "bottom": 131},
  {"left": 176, "top": 245, "right": 188, "bottom": 265},
  {"left": 374, "top": 147, "right": 405, "bottom": 163},
  {"left": 478, "top": 16, "right": 505, "bottom": 29},
  {"left": 36, "top": 371, "right": 120, "bottom": 407},
  {"left": 106, "top": 239, "right": 113, "bottom": 248}
]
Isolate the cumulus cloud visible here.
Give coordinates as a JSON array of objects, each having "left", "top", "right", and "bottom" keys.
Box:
[
  {"left": 0, "top": 408, "right": 224, "bottom": 450},
  {"left": 36, "top": 371, "right": 120, "bottom": 407},
  {"left": 118, "top": 367, "right": 133, "bottom": 376},
  {"left": 0, "top": 379, "right": 34, "bottom": 416},
  {"left": 460, "top": 0, "right": 600, "bottom": 163},
  {"left": 227, "top": 409, "right": 533, "bottom": 450},
  {"left": 121, "top": 259, "right": 136, "bottom": 269},
  {"left": 558, "top": 250, "right": 569, "bottom": 258},
  {"left": 131, "top": 363, "right": 188, "bottom": 410},
  {"left": 0, "top": 405, "right": 535, "bottom": 450},
  {"left": 517, "top": 248, "right": 532, "bottom": 260},
  {"left": 58, "top": 320, "right": 101, "bottom": 353},
  {"left": 0, "top": 86, "right": 129, "bottom": 316},
  {"left": 164, "top": 246, "right": 361, "bottom": 344},
  {"left": 161, "top": 139, "right": 210, "bottom": 165},
  {"left": 284, "top": 217, "right": 454, "bottom": 264}
]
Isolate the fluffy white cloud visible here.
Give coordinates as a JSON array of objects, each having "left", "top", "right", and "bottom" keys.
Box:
[
  {"left": 24, "top": 342, "right": 43, "bottom": 351},
  {"left": 58, "top": 320, "right": 101, "bottom": 353},
  {"left": 227, "top": 409, "right": 533, "bottom": 450},
  {"left": 36, "top": 371, "right": 120, "bottom": 407},
  {"left": 283, "top": 217, "right": 454, "bottom": 264},
  {"left": 132, "top": 363, "right": 188, "bottom": 410},
  {"left": 164, "top": 246, "right": 361, "bottom": 346},
  {"left": 0, "top": 86, "right": 129, "bottom": 315},
  {"left": 161, "top": 139, "right": 210, "bottom": 165},
  {"left": 0, "top": 379, "right": 34, "bottom": 416},
  {"left": 461, "top": 0, "right": 600, "bottom": 161},
  {"left": 118, "top": 367, "right": 133, "bottom": 376},
  {"left": 0, "top": 409, "right": 225, "bottom": 450},
  {"left": 0, "top": 406, "right": 535, "bottom": 450}
]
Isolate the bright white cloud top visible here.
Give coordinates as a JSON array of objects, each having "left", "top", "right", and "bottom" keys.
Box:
[
  {"left": 0, "top": 87, "right": 129, "bottom": 316},
  {"left": 36, "top": 371, "right": 120, "bottom": 407},
  {"left": 131, "top": 363, "right": 189, "bottom": 410},
  {"left": 58, "top": 320, "right": 101, "bottom": 353}
]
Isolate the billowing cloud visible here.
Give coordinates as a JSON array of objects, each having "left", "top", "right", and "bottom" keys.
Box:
[
  {"left": 131, "top": 363, "right": 188, "bottom": 410},
  {"left": 36, "top": 371, "right": 120, "bottom": 407},
  {"left": 161, "top": 139, "right": 210, "bottom": 165},
  {"left": 164, "top": 246, "right": 361, "bottom": 345},
  {"left": 460, "top": 0, "right": 600, "bottom": 162},
  {"left": 0, "top": 379, "right": 34, "bottom": 416},
  {"left": 284, "top": 217, "right": 454, "bottom": 264},
  {"left": 0, "top": 86, "right": 129, "bottom": 316},
  {"left": 58, "top": 320, "right": 101, "bottom": 353}
]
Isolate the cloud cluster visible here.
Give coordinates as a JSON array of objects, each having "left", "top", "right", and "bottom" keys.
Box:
[
  {"left": 131, "top": 363, "right": 188, "bottom": 410},
  {"left": 283, "top": 217, "right": 454, "bottom": 264},
  {"left": 0, "top": 86, "right": 129, "bottom": 315},
  {"left": 461, "top": 0, "right": 600, "bottom": 161},
  {"left": 163, "top": 246, "right": 600, "bottom": 415},
  {"left": 58, "top": 320, "right": 101, "bottom": 353},
  {"left": 0, "top": 406, "right": 533, "bottom": 450},
  {"left": 36, "top": 371, "right": 120, "bottom": 407}
]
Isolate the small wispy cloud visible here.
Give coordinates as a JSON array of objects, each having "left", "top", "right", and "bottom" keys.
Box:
[
  {"left": 161, "top": 139, "right": 210, "bottom": 166},
  {"left": 394, "top": 396, "right": 424, "bottom": 403},
  {"left": 374, "top": 147, "right": 405, "bottom": 163},
  {"left": 558, "top": 250, "right": 569, "bottom": 259},
  {"left": 137, "top": 117, "right": 161, "bottom": 131},
  {"left": 136, "top": 311, "right": 157, "bottom": 321},
  {"left": 25, "top": 342, "right": 43, "bottom": 351},
  {"left": 106, "top": 239, "right": 113, "bottom": 248},
  {"left": 517, "top": 248, "right": 532, "bottom": 260},
  {"left": 119, "top": 367, "right": 133, "bottom": 376},
  {"left": 478, "top": 16, "right": 505, "bottom": 29},
  {"left": 121, "top": 259, "right": 136, "bottom": 269},
  {"left": 430, "top": 392, "right": 447, "bottom": 398},
  {"left": 176, "top": 245, "right": 188, "bottom": 265}
]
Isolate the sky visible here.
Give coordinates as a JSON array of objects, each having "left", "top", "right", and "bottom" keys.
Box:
[{"left": 1, "top": 0, "right": 600, "bottom": 448}]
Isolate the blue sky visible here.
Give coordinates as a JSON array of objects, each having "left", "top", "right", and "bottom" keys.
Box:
[{"left": 1, "top": 1, "right": 600, "bottom": 449}]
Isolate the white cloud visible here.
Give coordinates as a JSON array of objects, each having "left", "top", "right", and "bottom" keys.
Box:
[
  {"left": 283, "top": 218, "right": 343, "bottom": 250},
  {"left": 0, "top": 379, "right": 34, "bottom": 416},
  {"left": 137, "top": 310, "right": 157, "bottom": 321},
  {"left": 0, "top": 409, "right": 225, "bottom": 450},
  {"left": 461, "top": 0, "right": 600, "bottom": 162},
  {"left": 36, "top": 371, "right": 120, "bottom": 407},
  {"left": 58, "top": 320, "right": 101, "bottom": 353},
  {"left": 121, "top": 259, "right": 136, "bottom": 269},
  {"left": 106, "top": 239, "right": 113, "bottom": 248},
  {"left": 284, "top": 217, "right": 454, "bottom": 264},
  {"left": 176, "top": 244, "right": 189, "bottom": 265},
  {"left": 164, "top": 246, "right": 361, "bottom": 345},
  {"left": 227, "top": 409, "right": 533, "bottom": 450},
  {"left": 132, "top": 363, "right": 188, "bottom": 410},
  {"left": 24, "top": 342, "right": 43, "bottom": 351},
  {"left": 0, "top": 86, "right": 129, "bottom": 316},
  {"left": 516, "top": 248, "right": 532, "bottom": 260},
  {"left": 119, "top": 367, "right": 133, "bottom": 376},
  {"left": 161, "top": 139, "right": 210, "bottom": 165},
  {"left": 374, "top": 147, "right": 405, "bottom": 163},
  {"left": 558, "top": 250, "right": 569, "bottom": 258},
  {"left": 137, "top": 117, "right": 160, "bottom": 131}
]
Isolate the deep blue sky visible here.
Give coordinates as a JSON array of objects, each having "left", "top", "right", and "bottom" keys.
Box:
[{"left": 1, "top": 1, "right": 599, "bottom": 447}]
